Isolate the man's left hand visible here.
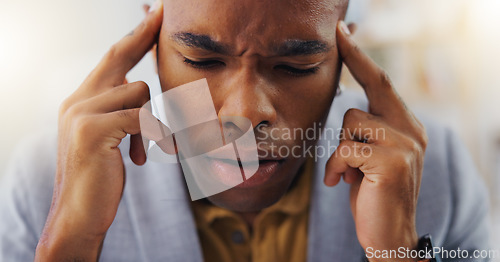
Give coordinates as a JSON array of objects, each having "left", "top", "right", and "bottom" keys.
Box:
[{"left": 324, "top": 21, "right": 428, "bottom": 262}]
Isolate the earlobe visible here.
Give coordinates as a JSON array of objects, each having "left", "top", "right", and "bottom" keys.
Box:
[
  {"left": 347, "top": 23, "right": 357, "bottom": 35},
  {"left": 336, "top": 84, "right": 344, "bottom": 97},
  {"left": 142, "top": 4, "right": 150, "bottom": 13}
]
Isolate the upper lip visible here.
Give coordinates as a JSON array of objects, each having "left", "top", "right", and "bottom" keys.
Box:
[{"left": 236, "top": 148, "right": 285, "bottom": 161}]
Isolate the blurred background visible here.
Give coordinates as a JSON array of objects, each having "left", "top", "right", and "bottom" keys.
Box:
[{"left": 1, "top": 0, "right": 499, "bottom": 256}]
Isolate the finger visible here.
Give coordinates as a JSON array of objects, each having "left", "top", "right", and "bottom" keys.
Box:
[
  {"left": 130, "top": 134, "right": 146, "bottom": 165},
  {"left": 73, "top": 81, "right": 151, "bottom": 114},
  {"left": 92, "top": 0, "right": 163, "bottom": 87},
  {"left": 341, "top": 108, "right": 395, "bottom": 145},
  {"left": 94, "top": 108, "right": 143, "bottom": 142},
  {"left": 344, "top": 167, "right": 363, "bottom": 184},
  {"left": 138, "top": 105, "right": 177, "bottom": 155},
  {"left": 96, "top": 108, "right": 173, "bottom": 144},
  {"left": 336, "top": 21, "right": 407, "bottom": 118},
  {"left": 324, "top": 140, "right": 376, "bottom": 186}
]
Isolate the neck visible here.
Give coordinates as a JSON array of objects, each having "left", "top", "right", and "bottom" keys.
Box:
[
  {"left": 237, "top": 211, "right": 260, "bottom": 230},
  {"left": 197, "top": 200, "right": 262, "bottom": 229}
]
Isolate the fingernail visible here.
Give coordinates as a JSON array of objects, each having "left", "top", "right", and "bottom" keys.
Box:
[
  {"left": 148, "top": 0, "right": 162, "bottom": 13},
  {"left": 339, "top": 21, "right": 351, "bottom": 36}
]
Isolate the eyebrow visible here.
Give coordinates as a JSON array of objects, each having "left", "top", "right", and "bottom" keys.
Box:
[
  {"left": 172, "top": 32, "right": 232, "bottom": 55},
  {"left": 274, "top": 39, "right": 331, "bottom": 56},
  {"left": 171, "top": 32, "right": 331, "bottom": 57}
]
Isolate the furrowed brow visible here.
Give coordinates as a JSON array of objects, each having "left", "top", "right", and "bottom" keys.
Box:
[
  {"left": 275, "top": 40, "right": 331, "bottom": 56},
  {"left": 172, "top": 32, "right": 331, "bottom": 57},
  {"left": 171, "top": 32, "right": 232, "bottom": 55}
]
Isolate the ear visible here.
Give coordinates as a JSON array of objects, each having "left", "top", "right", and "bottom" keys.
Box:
[
  {"left": 347, "top": 23, "right": 357, "bottom": 35},
  {"left": 143, "top": 4, "right": 159, "bottom": 74}
]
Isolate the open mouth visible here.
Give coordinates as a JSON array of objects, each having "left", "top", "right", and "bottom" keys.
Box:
[{"left": 206, "top": 156, "right": 285, "bottom": 189}]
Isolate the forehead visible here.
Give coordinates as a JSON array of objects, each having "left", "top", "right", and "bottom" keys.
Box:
[{"left": 162, "top": 0, "right": 345, "bottom": 53}]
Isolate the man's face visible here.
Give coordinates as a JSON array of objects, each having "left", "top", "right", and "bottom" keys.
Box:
[{"left": 157, "top": 0, "right": 347, "bottom": 212}]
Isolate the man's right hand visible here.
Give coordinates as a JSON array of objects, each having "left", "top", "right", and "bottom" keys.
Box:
[{"left": 35, "top": 2, "right": 163, "bottom": 261}]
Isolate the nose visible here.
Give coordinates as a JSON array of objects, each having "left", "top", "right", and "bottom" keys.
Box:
[{"left": 215, "top": 67, "right": 277, "bottom": 137}]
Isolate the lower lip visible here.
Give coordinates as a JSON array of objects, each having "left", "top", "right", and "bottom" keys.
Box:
[{"left": 208, "top": 159, "right": 283, "bottom": 189}]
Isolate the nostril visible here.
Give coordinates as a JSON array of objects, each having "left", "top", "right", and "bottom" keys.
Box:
[
  {"left": 221, "top": 121, "right": 244, "bottom": 144},
  {"left": 257, "top": 121, "right": 271, "bottom": 129}
]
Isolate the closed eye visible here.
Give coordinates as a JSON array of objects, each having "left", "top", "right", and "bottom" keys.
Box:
[
  {"left": 274, "top": 65, "right": 319, "bottom": 77},
  {"left": 183, "top": 56, "right": 319, "bottom": 77},
  {"left": 183, "top": 57, "right": 225, "bottom": 69}
]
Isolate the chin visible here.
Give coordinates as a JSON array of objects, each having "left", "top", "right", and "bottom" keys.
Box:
[{"left": 206, "top": 186, "right": 285, "bottom": 212}]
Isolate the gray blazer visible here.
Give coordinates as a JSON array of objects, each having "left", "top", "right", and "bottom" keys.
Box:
[{"left": 0, "top": 90, "right": 490, "bottom": 261}]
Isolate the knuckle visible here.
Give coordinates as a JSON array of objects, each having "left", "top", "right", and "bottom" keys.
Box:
[
  {"left": 392, "top": 151, "right": 411, "bottom": 173},
  {"left": 132, "top": 81, "right": 150, "bottom": 98},
  {"left": 134, "top": 80, "right": 149, "bottom": 89},
  {"left": 337, "top": 140, "right": 354, "bottom": 151},
  {"left": 59, "top": 98, "right": 72, "bottom": 116},
  {"left": 104, "top": 44, "right": 122, "bottom": 64},
  {"left": 408, "top": 139, "right": 421, "bottom": 154},
  {"left": 73, "top": 116, "right": 95, "bottom": 142},
  {"left": 74, "top": 115, "right": 93, "bottom": 132},
  {"left": 118, "top": 108, "right": 140, "bottom": 120},
  {"left": 130, "top": 108, "right": 141, "bottom": 119},
  {"left": 399, "top": 135, "right": 420, "bottom": 153},
  {"left": 402, "top": 135, "right": 425, "bottom": 161},
  {"left": 64, "top": 101, "right": 85, "bottom": 120},
  {"left": 343, "top": 108, "right": 363, "bottom": 124},
  {"left": 365, "top": 113, "right": 378, "bottom": 121},
  {"left": 115, "top": 81, "right": 150, "bottom": 107},
  {"left": 407, "top": 122, "right": 428, "bottom": 151},
  {"left": 416, "top": 129, "right": 429, "bottom": 150},
  {"left": 379, "top": 70, "right": 393, "bottom": 89},
  {"left": 112, "top": 83, "right": 128, "bottom": 96},
  {"left": 116, "top": 109, "right": 131, "bottom": 119},
  {"left": 358, "top": 145, "right": 372, "bottom": 157},
  {"left": 353, "top": 44, "right": 362, "bottom": 54}
]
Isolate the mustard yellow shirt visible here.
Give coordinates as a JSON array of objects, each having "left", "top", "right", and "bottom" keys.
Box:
[{"left": 191, "top": 159, "right": 313, "bottom": 262}]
